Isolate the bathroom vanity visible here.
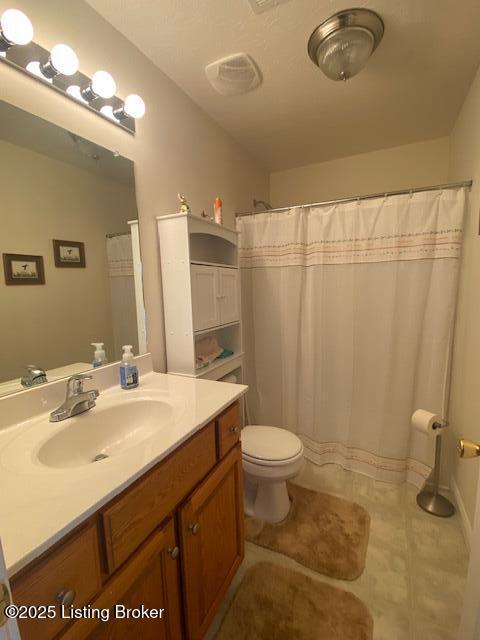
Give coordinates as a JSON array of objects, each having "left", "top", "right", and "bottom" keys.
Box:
[
  {"left": 0, "top": 357, "right": 247, "bottom": 640},
  {"left": 0, "top": 98, "right": 248, "bottom": 640}
]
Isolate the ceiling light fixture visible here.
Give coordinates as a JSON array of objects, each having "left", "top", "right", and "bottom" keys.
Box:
[
  {"left": 308, "top": 8, "right": 384, "bottom": 82},
  {"left": 0, "top": 9, "right": 33, "bottom": 51}
]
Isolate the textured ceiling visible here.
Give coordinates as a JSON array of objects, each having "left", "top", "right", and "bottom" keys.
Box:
[{"left": 86, "top": 0, "right": 480, "bottom": 171}]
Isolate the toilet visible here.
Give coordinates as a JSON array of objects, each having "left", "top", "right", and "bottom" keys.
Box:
[{"left": 241, "top": 425, "right": 304, "bottom": 523}]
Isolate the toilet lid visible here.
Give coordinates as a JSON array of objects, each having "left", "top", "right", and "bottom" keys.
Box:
[{"left": 241, "top": 425, "right": 303, "bottom": 462}]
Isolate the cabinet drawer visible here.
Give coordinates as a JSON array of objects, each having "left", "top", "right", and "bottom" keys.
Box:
[
  {"left": 102, "top": 422, "right": 217, "bottom": 572},
  {"left": 216, "top": 401, "right": 240, "bottom": 458},
  {"left": 11, "top": 523, "right": 102, "bottom": 640},
  {"left": 61, "top": 518, "right": 182, "bottom": 640}
]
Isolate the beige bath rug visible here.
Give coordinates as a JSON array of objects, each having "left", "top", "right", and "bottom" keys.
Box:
[
  {"left": 216, "top": 561, "right": 373, "bottom": 640},
  {"left": 245, "top": 482, "right": 370, "bottom": 580}
]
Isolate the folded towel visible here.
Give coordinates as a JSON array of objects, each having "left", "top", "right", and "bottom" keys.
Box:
[{"left": 195, "top": 336, "right": 224, "bottom": 369}]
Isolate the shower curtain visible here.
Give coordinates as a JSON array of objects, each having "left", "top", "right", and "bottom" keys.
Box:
[{"left": 238, "top": 188, "right": 466, "bottom": 486}]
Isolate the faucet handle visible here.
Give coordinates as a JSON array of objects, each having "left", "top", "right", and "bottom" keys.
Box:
[{"left": 66, "top": 373, "right": 93, "bottom": 396}]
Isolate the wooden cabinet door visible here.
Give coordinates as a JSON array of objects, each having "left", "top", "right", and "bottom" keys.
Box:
[
  {"left": 179, "top": 445, "right": 244, "bottom": 640},
  {"left": 217, "top": 267, "right": 239, "bottom": 325},
  {"left": 191, "top": 265, "right": 219, "bottom": 331},
  {"left": 61, "top": 519, "right": 183, "bottom": 640}
]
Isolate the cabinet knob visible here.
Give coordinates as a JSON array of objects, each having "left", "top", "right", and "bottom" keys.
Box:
[
  {"left": 56, "top": 589, "right": 76, "bottom": 607},
  {"left": 189, "top": 523, "right": 200, "bottom": 535},
  {"left": 230, "top": 426, "right": 240, "bottom": 434},
  {"left": 168, "top": 546, "right": 180, "bottom": 559}
]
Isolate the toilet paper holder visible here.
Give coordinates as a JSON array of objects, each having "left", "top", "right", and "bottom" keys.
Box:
[{"left": 416, "top": 422, "right": 455, "bottom": 518}]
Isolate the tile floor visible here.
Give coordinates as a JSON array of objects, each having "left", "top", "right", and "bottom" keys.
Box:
[{"left": 206, "top": 461, "right": 469, "bottom": 640}]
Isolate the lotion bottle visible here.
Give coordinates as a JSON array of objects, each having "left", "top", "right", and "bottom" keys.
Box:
[{"left": 120, "top": 345, "right": 139, "bottom": 389}]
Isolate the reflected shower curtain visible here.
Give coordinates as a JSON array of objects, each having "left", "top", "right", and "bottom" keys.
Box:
[
  {"left": 106, "top": 234, "right": 138, "bottom": 358},
  {"left": 238, "top": 188, "right": 466, "bottom": 486}
]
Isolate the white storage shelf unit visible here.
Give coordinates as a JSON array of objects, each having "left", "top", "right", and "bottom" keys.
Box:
[{"left": 156, "top": 213, "right": 243, "bottom": 380}]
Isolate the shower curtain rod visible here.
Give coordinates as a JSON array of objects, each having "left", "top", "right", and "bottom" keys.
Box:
[
  {"left": 106, "top": 231, "right": 131, "bottom": 238},
  {"left": 236, "top": 180, "right": 473, "bottom": 218}
]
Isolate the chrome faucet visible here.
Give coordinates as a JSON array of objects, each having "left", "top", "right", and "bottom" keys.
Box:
[
  {"left": 21, "top": 365, "right": 48, "bottom": 388},
  {"left": 50, "top": 374, "right": 99, "bottom": 422}
]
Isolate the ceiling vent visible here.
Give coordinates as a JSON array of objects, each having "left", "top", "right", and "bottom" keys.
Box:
[
  {"left": 247, "top": 0, "right": 291, "bottom": 14},
  {"left": 205, "top": 53, "right": 262, "bottom": 96}
]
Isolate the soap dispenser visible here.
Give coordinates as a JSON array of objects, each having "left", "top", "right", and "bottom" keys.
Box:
[
  {"left": 120, "top": 345, "right": 138, "bottom": 389},
  {"left": 91, "top": 342, "right": 107, "bottom": 368}
]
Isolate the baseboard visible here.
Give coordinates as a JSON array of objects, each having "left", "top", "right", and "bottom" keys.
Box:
[{"left": 451, "top": 475, "right": 472, "bottom": 551}]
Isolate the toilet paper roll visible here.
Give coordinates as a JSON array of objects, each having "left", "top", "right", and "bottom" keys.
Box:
[{"left": 411, "top": 409, "right": 443, "bottom": 436}]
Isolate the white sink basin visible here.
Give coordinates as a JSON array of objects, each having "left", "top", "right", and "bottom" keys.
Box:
[{"left": 38, "top": 398, "right": 173, "bottom": 469}]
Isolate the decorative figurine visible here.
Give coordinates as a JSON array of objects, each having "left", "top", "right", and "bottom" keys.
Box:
[{"left": 178, "top": 193, "right": 191, "bottom": 214}]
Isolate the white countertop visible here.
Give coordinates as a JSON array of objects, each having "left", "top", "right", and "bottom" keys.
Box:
[{"left": 0, "top": 358, "right": 247, "bottom": 577}]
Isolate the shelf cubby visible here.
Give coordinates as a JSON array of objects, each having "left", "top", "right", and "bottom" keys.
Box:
[{"left": 157, "top": 213, "right": 243, "bottom": 382}]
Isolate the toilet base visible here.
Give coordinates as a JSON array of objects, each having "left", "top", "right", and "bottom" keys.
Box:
[{"left": 243, "top": 473, "right": 292, "bottom": 523}]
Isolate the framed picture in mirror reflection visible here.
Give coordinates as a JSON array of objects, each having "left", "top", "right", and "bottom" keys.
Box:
[
  {"left": 3, "top": 253, "right": 45, "bottom": 285},
  {"left": 53, "top": 239, "right": 86, "bottom": 268}
]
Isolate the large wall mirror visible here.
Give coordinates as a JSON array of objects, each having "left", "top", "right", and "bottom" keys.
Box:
[{"left": 0, "top": 100, "right": 146, "bottom": 397}]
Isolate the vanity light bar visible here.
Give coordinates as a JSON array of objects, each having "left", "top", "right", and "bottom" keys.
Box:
[{"left": 0, "top": 8, "right": 145, "bottom": 135}]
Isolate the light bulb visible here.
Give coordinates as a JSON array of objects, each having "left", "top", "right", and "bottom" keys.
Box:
[
  {"left": 124, "top": 94, "right": 145, "bottom": 119},
  {"left": 41, "top": 43, "right": 79, "bottom": 78},
  {"left": 26, "top": 60, "right": 52, "bottom": 83},
  {"left": 113, "top": 93, "right": 145, "bottom": 121},
  {"left": 66, "top": 84, "right": 87, "bottom": 103},
  {"left": 50, "top": 43, "right": 79, "bottom": 75},
  {"left": 91, "top": 70, "right": 116, "bottom": 99},
  {"left": 0, "top": 9, "right": 33, "bottom": 49},
  {"left": 81, "top": 70, "right": 116, "bottom": 101},
  {"left": 100, "top": 105, "right": 116, "bottom": 121}
]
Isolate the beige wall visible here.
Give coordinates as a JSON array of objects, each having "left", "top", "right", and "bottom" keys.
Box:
[
  {"left": 448, "top": 66, "right": 480, "bottom": 526},
  {"left": 269, "top": 138, "right": 450, "bottom": 207},
  {"left": 0, "top": 0, "right": 269, "bottom": 373},
  {"left": 0, "top": 139, "right": 136, "bottom": 380}
]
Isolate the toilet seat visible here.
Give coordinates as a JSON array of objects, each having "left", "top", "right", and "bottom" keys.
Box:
[
  {"left": 242, "top": 449, "right": 304, "bottom": 467},
  {"left": 241, "top": 425, "right": 303, "bottom": 466}
]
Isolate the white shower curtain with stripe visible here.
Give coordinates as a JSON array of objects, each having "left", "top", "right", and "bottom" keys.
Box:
[{"left": 238, "top": 188, "right": 466, "bottom": 486}]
